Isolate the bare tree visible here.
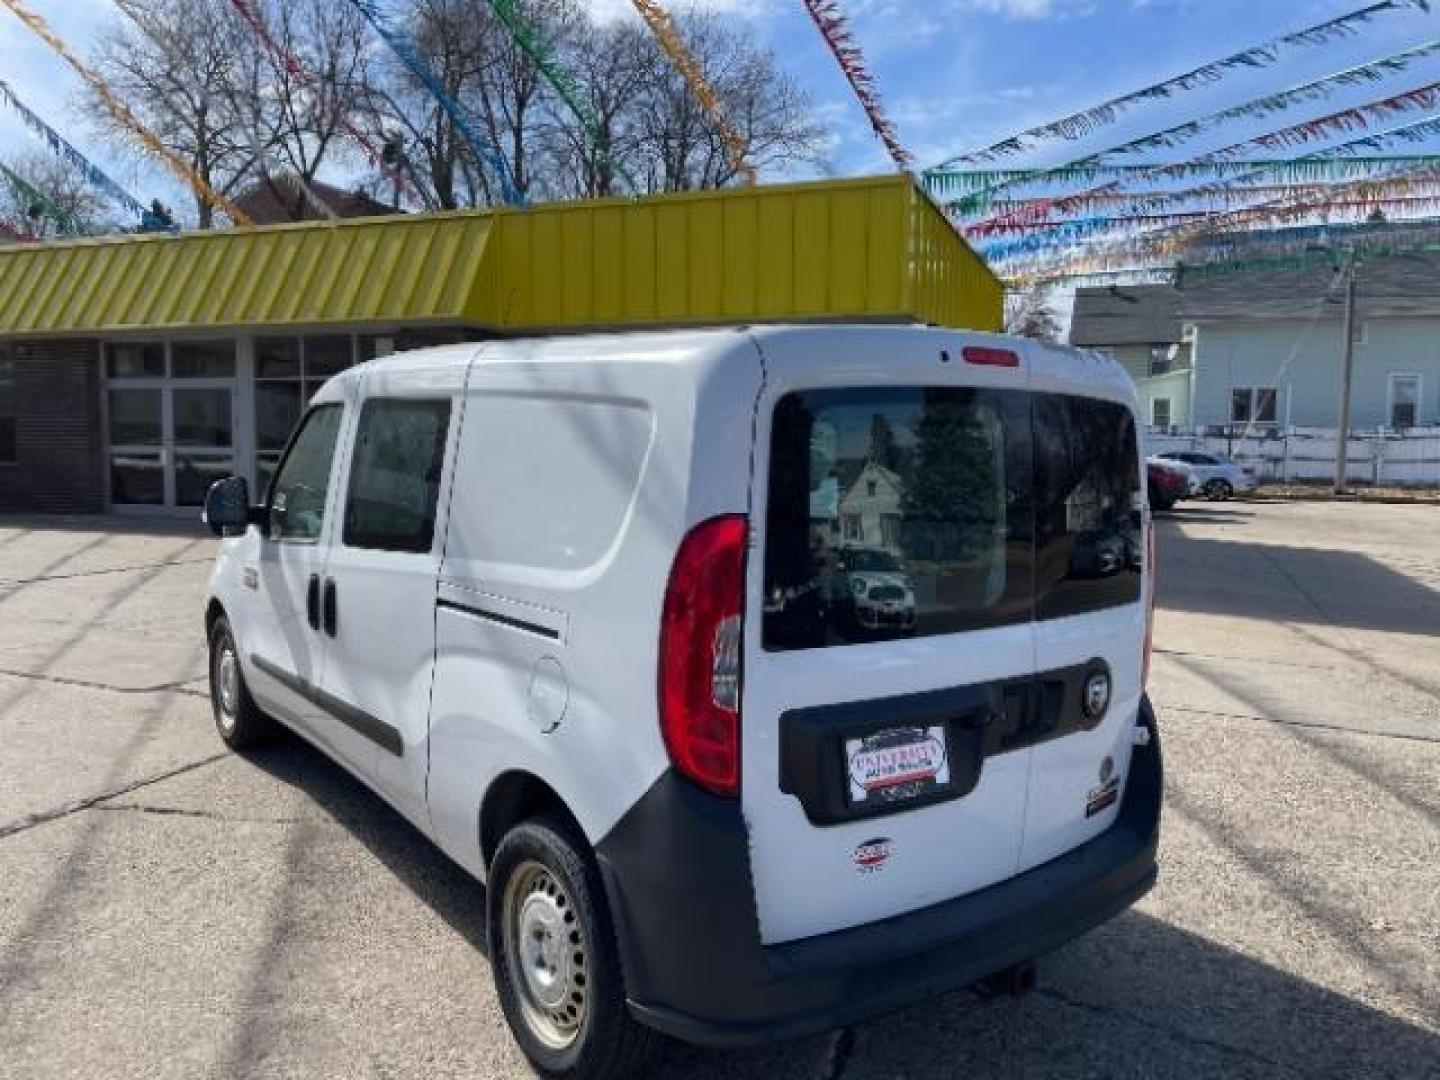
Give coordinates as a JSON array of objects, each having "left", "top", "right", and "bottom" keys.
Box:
[
  {"left": 0, "top": 150, "right": 113, "bottom": 238},
  {"left": 1005, "top": 287, "right": 1063, "bottom": 342},
  {"left": 629, "top": 11, "right": 827, "bottom": 192},
  {"left": 88, "top": 0, "right": 259, "bottom": 228}
]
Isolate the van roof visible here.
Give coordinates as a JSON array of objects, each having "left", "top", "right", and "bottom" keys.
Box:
[{"left": 331, "top": 324, "right": 1135, "bottom": 408}]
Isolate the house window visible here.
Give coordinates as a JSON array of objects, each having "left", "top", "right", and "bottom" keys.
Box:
[
  {"left": 1231, "top": 387, "right": 1278, "bottom": 425},
  {"left": 1149, "top": 345, "right": 1173, "bottom": 376},
  {"left": 1151, "top": 398, "right": 1172, "bottom": 429},
  {"left": 866, "top": 479, "right": 877, "bottom": 497},
  {"left": 1388, "top": 373, "right": 1421, "bottom": 430},
  {"left": 0, "top": 346, "right": 16, "bottom": 464},
  {"left": 842, "top": 514, "right": 862, "bottom": 542}
]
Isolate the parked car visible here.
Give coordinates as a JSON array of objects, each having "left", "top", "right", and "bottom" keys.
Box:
[
  {"left": 1150, "top": 451, "right": 1258, "bottom": 501},
  {"left": 826, "top": 547, "right": 918, "bottom": 635},
  {"left": 1146, "top": 460, "right": 1189, "bottom": 512},
  {"left": 202, "top": 327, "right": 1162, "bottom": 1080}
]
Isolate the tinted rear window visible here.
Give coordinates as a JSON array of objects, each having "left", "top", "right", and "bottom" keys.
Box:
[
  {"left": 762, "top": 387, "right": 1034, "bottom": 650},
  {"left": 763, "top": 388, "right": 1140, "bottom": 651},
  {"left": 1033, "top": 395, "right": 1142, "bottom": 620}
]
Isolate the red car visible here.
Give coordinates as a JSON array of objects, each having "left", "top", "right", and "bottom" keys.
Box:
[{"left": 1147, "top": 460, "right": 1188, "bottom": 512}]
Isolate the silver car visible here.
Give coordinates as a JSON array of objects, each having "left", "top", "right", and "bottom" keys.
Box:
[{"left": 1150, "top": 451, "right": 1258, "bottom": 501}]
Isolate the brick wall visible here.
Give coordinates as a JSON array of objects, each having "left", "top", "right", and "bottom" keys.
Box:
[{"left": 0, "top": 339, "right": 105, "bottom": 513}]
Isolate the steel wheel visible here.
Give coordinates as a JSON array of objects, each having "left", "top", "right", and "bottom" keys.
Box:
[
  {"left": 211, "top": 631, "right": 239, "bottom": 736},
  {"left": 501, "top": 859, "right": 589, "bottom": 1051}
]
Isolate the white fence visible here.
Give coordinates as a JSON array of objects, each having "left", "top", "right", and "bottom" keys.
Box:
[{"left": 1147, "top": 427, "right": 1440, "bottom": 487}]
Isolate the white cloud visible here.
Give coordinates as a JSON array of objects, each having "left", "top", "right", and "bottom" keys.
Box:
[{"left": 949, "top": 0, "right": 1097, "bottom": 18}]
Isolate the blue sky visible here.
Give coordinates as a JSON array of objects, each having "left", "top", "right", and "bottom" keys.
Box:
[{"left": 2, "top": 0, "right": 1439, "bottom": 212}]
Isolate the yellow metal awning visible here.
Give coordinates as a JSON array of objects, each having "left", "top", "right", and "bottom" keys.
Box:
[{"left": 0, "top": 175, "right": 1001, "bottom": 338}]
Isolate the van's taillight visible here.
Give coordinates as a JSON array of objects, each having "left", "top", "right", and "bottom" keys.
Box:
[
  {"left": 1143, "top": 517, "right": 1157, "bottom": 687},
  {"left": 659, "top": 515, "right": 746, "bottom": 796},
  {"left": 963, "top": 346, "right": 1020, "bottom": 368}
]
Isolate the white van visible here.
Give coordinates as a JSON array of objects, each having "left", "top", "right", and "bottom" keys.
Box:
[{"left": 203, "top": 325, "right": 1162, "bottom": 1079}]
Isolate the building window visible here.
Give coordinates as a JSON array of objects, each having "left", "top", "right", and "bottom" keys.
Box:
[
  {"left": 866, "top": 479, "right": 877, "bottom": 497},
  {"left": 1149, "top": 345, "right": 1173, "bottom": 376},
  {"left": 0, "top": 346, "right": 16, "bottom": 464},
  {"left": 1151, "top": 398, "right": 1172, "bottom": 429},
  {"left": 255, "top": 335, "right": 360, "bottom": 492},
  {"left": 1231, "top": 387, "right": 1278, "bottom": 425},
  {"left": 1388, "top": 373, "right": 1421, "bottom": 430}
]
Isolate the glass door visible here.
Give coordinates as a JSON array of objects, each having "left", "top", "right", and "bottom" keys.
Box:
[
  {"left": 106, "top": 341, "right": 237, "bottom": 511},
  {"left": 171, "top": 383, "right": 235, "bottom": 507}
]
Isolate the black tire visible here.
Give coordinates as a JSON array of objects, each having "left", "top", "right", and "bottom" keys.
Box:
[
  {"left": 1204, "top": 478, "right": 1234, "bottom": 501},
  {"left": 207, "top": 615, "right": 274, "bottom": 749},
  {"left": 488, "top": 815, "right": 662, "bottom": 1080}
]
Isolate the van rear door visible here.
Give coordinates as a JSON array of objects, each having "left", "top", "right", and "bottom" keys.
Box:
[
  {"left": 1020, "top": 351, "right": 1147, "bottom": 870},
  {"left": 742, "top": 328, "right": 1038, "bottom": 946}
]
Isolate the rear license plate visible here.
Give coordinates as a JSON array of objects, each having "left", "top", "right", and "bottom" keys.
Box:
[{"left": 845, "top": 725, "right": 950, "bottom": 806}]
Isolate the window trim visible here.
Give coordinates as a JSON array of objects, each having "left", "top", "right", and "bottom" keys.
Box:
[
  {"left": 1151, "top": 397, "right": 1172, "bottom": 429},
  {"left": 340, "top": 397, "right": 453, "bottom": 556},
  {"left": 1230, "top": 386, "right": 1279, "bottom": 426},
  {"left": 1387, "top": 372, "right": 1422, "bottom": 430},
  {"left": 265, "top": 402, "right": 345, "bottom": 545}
]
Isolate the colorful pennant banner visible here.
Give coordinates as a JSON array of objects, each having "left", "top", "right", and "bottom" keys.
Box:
[
  {"left": 1002, "top": 159, "right": 1440, "bottom": 280},
  {"left": 483, "top": 0, "right": 636, "bottom": 191},
  {"left": 800, "top": 0, "right": 911, "bottom": 170},
  {"left": 0, "top": 79, "right": 144, "bottom": 218},
  {"left": 0, "top": 0, "right": 252, "bottom": 225},
  {"left": 934, "top": 0, "right": 1433, "bottom": 167},
  {"left": 968, "top": 81, "right": 1440, "bottom": 236},
  {"left": 978, "top": 116, "right": 1440, "bottom": 255},
  {"left": 630, "top": 0, "right": 757, "bottom": 186},
  {"left": 0, "top": 160, "right": 78, "bottom": 233},
  {"left": 925, "top": 157, "right": 1440, "bottom": 201},
  {"left": 344, "top": 0, "right": 522, "bottom": 206}
]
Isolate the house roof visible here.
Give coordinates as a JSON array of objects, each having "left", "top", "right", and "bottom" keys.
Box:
[
  {"left": 1180, "top": 249, "right": 1440, "bottom": 322},
  {"left": 230, "top": 176, "right": 401, "bottom": 224},
  {"left": 0, "top": 175, "right": 1002, "bottom": 338},
  {"left": 1068, "top": 284, "right": 1182, "bottom": 346}
]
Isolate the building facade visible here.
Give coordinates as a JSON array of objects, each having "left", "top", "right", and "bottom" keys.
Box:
[
  {"left": 1068, "top": 285, "right": 1193, "bottom": 430},
  {"left": 0, "top": 176, "right": 1001, "bottom": 515},
  {"left": 1181, "top": 253, "right": 1440, "bottom": 432}
]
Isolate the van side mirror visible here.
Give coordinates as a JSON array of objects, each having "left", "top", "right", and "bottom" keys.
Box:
[{"left": 204, "top": 476, "right": 255, "bottom": 537}]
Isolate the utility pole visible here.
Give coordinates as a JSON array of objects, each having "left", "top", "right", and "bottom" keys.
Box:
[{"left": 1333, "top": 253, "right": 1358, "bottom": 495}]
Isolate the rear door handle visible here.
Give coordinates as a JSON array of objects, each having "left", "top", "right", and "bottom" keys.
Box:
[
  {"left": 322, "top": 578, "right": 337, "bottom": 638},
  {"left": 306, "top": 574, "right": 320, "bottom": 631}
]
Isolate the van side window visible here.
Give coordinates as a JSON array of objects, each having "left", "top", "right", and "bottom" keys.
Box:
[
  {"left": 268, "top": 404, "right": 344, "bottom": 542},
  {"left": 1033, "top": 394, "right": 1141, "bottom": 620},
  {"left": 343, "top": 399, "right": 451, "bottom": 554}
]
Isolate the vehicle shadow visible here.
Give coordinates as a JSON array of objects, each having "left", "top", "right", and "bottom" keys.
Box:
[
  {"left": 234, "top": 735, "right": 1439, "bottom": 1080},
  {"left": 0, "top": 513, "right": 209, "bottom": 539},
  {"left": 238, "top": 735, "right": 491, "bottom": 958}
]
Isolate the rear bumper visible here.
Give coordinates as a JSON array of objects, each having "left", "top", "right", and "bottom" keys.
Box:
[{"left": 595, "top": 699, "right": 1163, "bottom": 1048}]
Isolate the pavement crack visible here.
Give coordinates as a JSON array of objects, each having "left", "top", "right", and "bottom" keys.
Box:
[
  {"left": 1164, "top": 704, "right": 1440, "bottom": 745},
  {"left": 0, "top": 666, "right": 208, "bottom": 698},
  {"left": 0, "top": 557, "right": 212, "bottom": 588},
  {"left": 98, "top": 803, "right": 302, "bottom": 826},
  {"left": 0, "top": 753, "right": 230, "bottom": 841},
  {"left": 815, "top": 1026, "right": 856, "bottom": 1080},
  {"left": 1035, "top": 987, "right": 1296, "bottom": 1074}
]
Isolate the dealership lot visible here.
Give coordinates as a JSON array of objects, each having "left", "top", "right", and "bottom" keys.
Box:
[{"left": 0, "top": 503, "right": 1435, "bottom": 1080}]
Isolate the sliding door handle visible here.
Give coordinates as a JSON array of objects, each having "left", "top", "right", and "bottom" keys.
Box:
[
  {"left": 322, "top": 578, "right": 337, "bottom": 638},
  {"left": 306, "top": 574, "right": 320, "bottom": 631}
]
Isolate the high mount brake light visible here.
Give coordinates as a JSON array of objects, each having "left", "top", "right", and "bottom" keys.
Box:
[
  {"left": 658, "top": 515, "right": 746, "bottom": 796},
  {"left": 962, "top": 346, "right": 1020, "bottom": 368}
]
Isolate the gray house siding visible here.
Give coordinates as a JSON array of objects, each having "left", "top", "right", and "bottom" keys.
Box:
[{"left": 1191, "top": 318, "right": 1440, "bottom": 430}]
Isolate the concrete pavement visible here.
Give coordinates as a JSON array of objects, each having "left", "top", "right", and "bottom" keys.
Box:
[{"left": 0, "top": 504, "right": 1436, "bottom": 1079}]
